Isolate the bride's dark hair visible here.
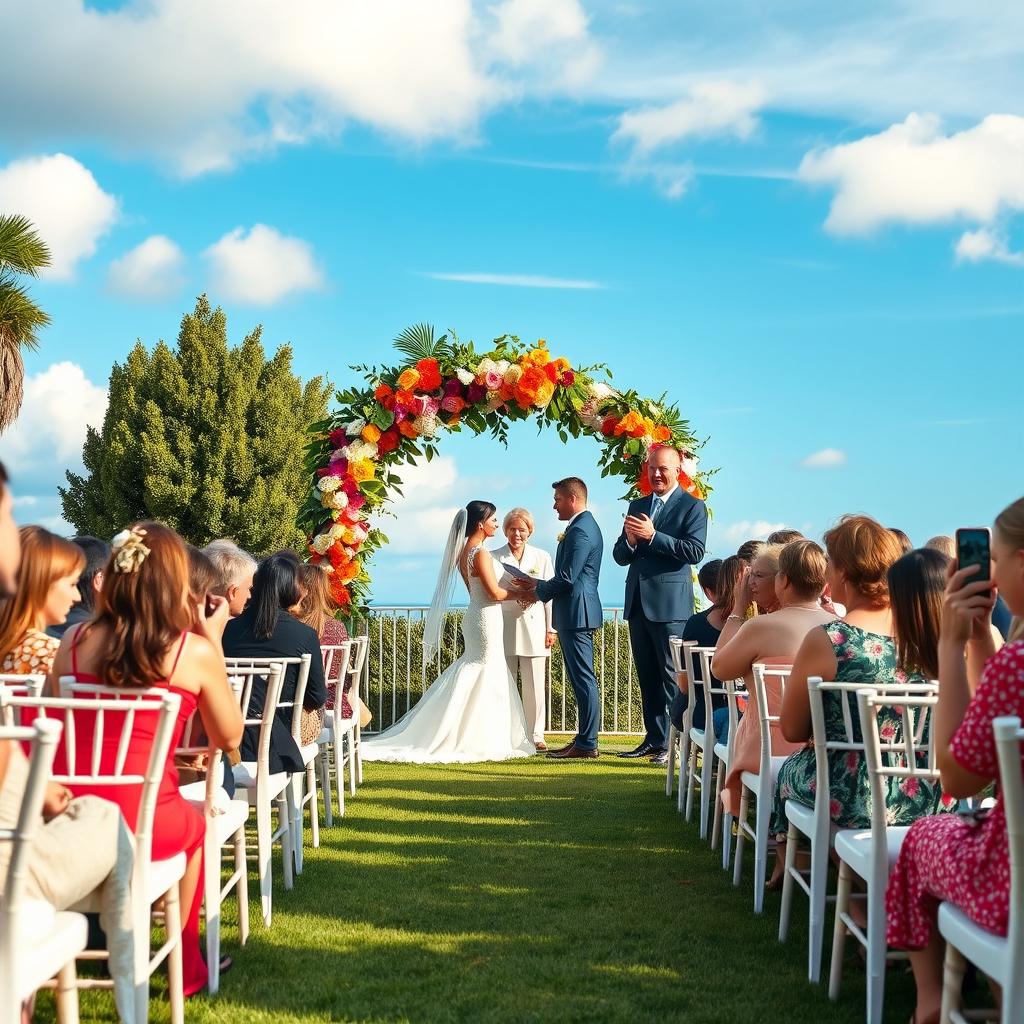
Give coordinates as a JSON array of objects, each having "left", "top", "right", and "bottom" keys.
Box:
[{"left": 465, "top": 500, "right": 497, "bottom": 536}]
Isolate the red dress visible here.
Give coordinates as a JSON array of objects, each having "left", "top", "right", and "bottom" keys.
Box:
[
  {"left": 886, "top": 640, "right": 1024, "bottom": 948},
  {"left": 322, "top": 616, "right": 353, "bottom": 718},
  {"left": 61, "top": 630, "right": 209, "bottom": 995}
]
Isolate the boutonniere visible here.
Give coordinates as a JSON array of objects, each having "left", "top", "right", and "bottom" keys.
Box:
[
  {"left": 528, "top": 567, "right": 539, "bottom": 575},
  {"left": 556, "top": 532, "right": 566, "bottom": 543}
]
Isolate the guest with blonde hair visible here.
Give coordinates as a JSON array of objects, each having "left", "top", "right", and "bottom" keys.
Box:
[
  {"left": 495, "top": 507, "right": 555, "bottom": 750},
  {"left": 295, "top": 561, "right": 353, "bottom": 719},
  {"left": 203, "top": 538, "right": 257, "bottom": 616},
  {"left": 0, "top": 525, "right": 85, "bottom": 675}
]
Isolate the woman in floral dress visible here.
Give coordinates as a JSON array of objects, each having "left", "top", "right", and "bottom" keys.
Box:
[
  {"left": 771, "top": 516, "right": 948, "bottom": 847},
  {"left": 0, "top": 526, "right": 84, "bottom": 675},
  {"left": 886, "top": 497, "right": 1024, "bottom": 1024}
]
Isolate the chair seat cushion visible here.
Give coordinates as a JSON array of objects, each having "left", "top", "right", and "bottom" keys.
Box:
[
  {"left": 740, "top": 756, "right": 790, "bottom": 796},
  {"left": 232, "top": 761, "right": 290, "bottom": 799},
  {"left": 148, "top": 853, "right": 188, "bottom": 903},
  {"left": 14, "top": 906, "right": 88, "bottom": 999},
  {"left": 714, "top": 742, "right": 729, "bottom": 764},
  {"left": 938, "top": 902, "right": 1011, "bottom": 986},
  {"left": 298, "top": 741, "right": 319, "bottom": 766},
  {"left": 834, "top": 826, "right": 910, "bottom": 881}
]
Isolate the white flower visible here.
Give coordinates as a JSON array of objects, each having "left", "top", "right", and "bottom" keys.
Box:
[
  {"left": 682, "top": 454, "right": 699, "bottom": 478},
  {"left": 311, "top": 533, "right": 333, "bottom": 555},
  {"left": 589, "top": 381, "right": 614, "bottom": 401},
  {"left": 111, "top": 527, "right": 151, "bottom": 574},
  {"left": 476, "top": 357, "right": 498, "bottom": 376},
  {"left": 494, "top": 359, "right": 510, "bottom": 375},
  {"left": 456, "top": 367, "right": 475, "bottom": 386},
  {"left": 345, "top": 417, "right": 367, "bottom": 436},
  {"left": 329, "top": 523, "right": 346, "bottom": 539},
  {"left": 345, "top": 440, "right": 378, "bottom": 462},
  {"left": 323, "top": 489, "right": 349, "bottom": 510},
  {"left": 317, "top": 475, "right": 342, "bottom": 493}
]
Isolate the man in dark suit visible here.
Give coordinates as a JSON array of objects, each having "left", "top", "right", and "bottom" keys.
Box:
[
  {"left": 517, "top": 477, "right": 604, "bottom": 759},
  {"left": 613, "top": 446, "right": 707, "bottom": 760}
]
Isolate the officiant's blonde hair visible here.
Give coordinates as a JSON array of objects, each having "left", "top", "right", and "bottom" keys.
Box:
[{"left": 503, "top": 507, "right": 534, "bottom": 535}]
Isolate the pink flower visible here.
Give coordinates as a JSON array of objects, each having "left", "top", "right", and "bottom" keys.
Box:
[
  {"left": 941, "top": 792, "right": 955, "bottom": 807},
  {"left": 441, "top": 395, "right": 463, "bottom": 413},
  {"left": 484, "top": 370, "right": 502, "bottom": 390},
  {"left": 443, "top": 378, "right": 462, "bottom": 396},
  {"left": 845, "top": 751, "right": 859, "bottom": 771},
  {"left": 808, "top": 779, "right": 817, "bottom": 793},
  {"left": 899, "top": 777, "right": 921, "bottom": 797},
  {"left": 348, "top": 491, "right": 366, "bottom": 511},
  {"left": 466, "top": 382, "right": 486, "bottom": 403},
  {"left": 879, "top": 721, "right": 897, "bottom": 741},
  {"left": 829, "top": 799, "right": 841, "bottom": 819}
]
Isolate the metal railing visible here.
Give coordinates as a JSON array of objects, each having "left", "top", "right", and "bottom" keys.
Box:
[{"left": 348, "top": 606, "right": 642, "bottom": 736}]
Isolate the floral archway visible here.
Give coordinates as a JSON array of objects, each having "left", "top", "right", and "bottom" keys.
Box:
[{"left": 299, "top": 325, "right": 712, "bottom": 612}]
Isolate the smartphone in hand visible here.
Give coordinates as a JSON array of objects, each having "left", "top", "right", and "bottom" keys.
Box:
[{"left": 955, "top": 527, "right": 991, "bottom": 583}]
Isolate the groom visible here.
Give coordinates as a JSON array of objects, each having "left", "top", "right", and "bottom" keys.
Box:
[{"left": 516, "top": 477, "right": 603, "bottom": 759}]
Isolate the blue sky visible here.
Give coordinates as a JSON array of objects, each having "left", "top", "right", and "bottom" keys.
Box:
[{"left": 0, "top": 1, "right": 1020, "bottom": 604}]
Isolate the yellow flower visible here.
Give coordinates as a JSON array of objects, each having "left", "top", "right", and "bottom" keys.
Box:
[
  {"left": 350, "top": 459, "right": 375, "bottom": 482},
  {"left": 397, "top": 367, "right": 420, "bottom": 390}
]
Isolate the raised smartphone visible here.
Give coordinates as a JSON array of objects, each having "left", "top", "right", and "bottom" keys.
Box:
[{"left": 955, "top": 527, "right": 991, "bottom": 582}]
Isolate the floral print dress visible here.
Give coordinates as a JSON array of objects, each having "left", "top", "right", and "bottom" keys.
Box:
[
  {"left": 769, "top": 621, "right": 950, "bottom": 837},
  {"left": 887, "top": 641, "right": 1024, "bottom": 947},
  {"left": 1, "top": 628, "right": 60, "bottom": 675}
]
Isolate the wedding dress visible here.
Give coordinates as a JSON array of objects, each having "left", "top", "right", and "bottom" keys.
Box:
[{"left": 361, "top": 545, "right": 536, "bottom": 764}]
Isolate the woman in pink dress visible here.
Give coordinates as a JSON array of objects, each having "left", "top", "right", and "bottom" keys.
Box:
[
  {"left": 886, "top": 497, "right": 1024, "bottom": 1024},
  {"left": 45, "top": 523, "right": 244, "bottom": 997},
  {"left": 712, "top": 540, "right": 834, "bottom": 886}
]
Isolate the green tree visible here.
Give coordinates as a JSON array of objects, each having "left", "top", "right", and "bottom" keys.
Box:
[
  {"left": 61, "top": 295, "right": 331, "bottom": 551},
  {"left": 0, "top": 215, "right": 51, "bottom": 432}
]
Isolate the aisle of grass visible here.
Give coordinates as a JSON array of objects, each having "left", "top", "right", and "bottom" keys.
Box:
[{"left": 62, "top": 736, "right": 915, "bottom": 1023}]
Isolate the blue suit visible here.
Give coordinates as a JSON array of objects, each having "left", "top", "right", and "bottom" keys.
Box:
[
  {"left": 613, "top": 488, "right": 707, "bottom": 747},
  {"left": 535, "top": 510, "right": 603, "bottom": 750}
]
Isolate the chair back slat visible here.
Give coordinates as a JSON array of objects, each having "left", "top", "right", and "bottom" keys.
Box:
[
  {"left": 226, "top": 664, "right": 284, "bottom": 781},
  {"left": 322, "top": 642, "right": 352, "bottom": 685},
  {"left": 225, "top": 655, "right": 310, "bottom": 742},
  {"left": 0, "top": 674, "right": 45, "bottom": 701},
  {"left": 751, "top": 664, "right": 793, "bottom": 781}
]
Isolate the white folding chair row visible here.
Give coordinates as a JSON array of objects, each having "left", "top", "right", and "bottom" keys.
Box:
[
  {"left": 829, "top": 687, "right": 939, "bottom": 1024},
  {"left": 317, "top": 641, "right": 355, "bottom": 825},
  {"left": 346, "top": 635, "right": 370, "bottom": 787},
  {"left": 174, "top": 677, "right": 249, "bottom": 996},
  {"left": 710, "top": 675, "right": 744, "bottom": 870},
  {"left": 683, "top": 645, "right": 727, "bottom": 840},
  {"left": 940, "top": 715, "right": 1023, "bottom": 1024},
  {"left": 4, "top": 687, "right": 186, "bottom": 1024},
  {"left": 224, "top": 663, "right": 291, "bottom": 927},
  {"left": 666, "top": 637, "right": 692, "bottom": 808},
  {"left": 225, "top": 655, "right": 316, "bottom": 874},
  {"left": 778, "top": 676, "right": 938, "bottom": 986},
  {"left": 0, "top": 672, "right": 46, "bottom": 698},
  {"left": 0, "top": 718, "right": 88, "bottom": 1024},
  {"left": 732, "top": 664, "right": 794, "bottom": 913}
]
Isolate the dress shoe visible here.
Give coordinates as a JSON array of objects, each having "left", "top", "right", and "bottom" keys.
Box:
[
  {"left": 534, "top": 741, "right": 548, "bottom": 752},
  {"left": 547, "top": 740, "right": 575, "bottom": 755},
  {"left": 546, "top": 743, "right": 599, "bottom": 760},
  {"left": 616, "top": 741, "right": 662, "bottom": 759},
  {"left": 649, "top": 750, "right": 669, "bottom": 766}
]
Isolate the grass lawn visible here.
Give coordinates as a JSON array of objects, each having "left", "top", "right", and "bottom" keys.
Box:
[{"left": 50, "top": 736, "right": 917, "bottom": 1023}]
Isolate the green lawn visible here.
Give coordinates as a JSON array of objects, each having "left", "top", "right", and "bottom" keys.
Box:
[{"left": 55, "top": 736, "right": 916, "bottom": 1023}]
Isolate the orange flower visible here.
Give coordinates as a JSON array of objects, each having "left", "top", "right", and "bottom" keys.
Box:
[
  {"left": 614, "top": 410, "right": 645, "bottom": 437},
  {"left": 361, "top": 424, "right": 382, "bottom": 443},
  {"left": 552, "top": 357, "right": 571, "bottom": 375},
  {"left": 543, "top": 361, "right": 558, "bottom": 383},
  {"left": 398, "top": 420, "right": 419, "bottom": 439},
  {"left": 397, "top": 367, "right": 420, "bottom": 391},
  {"left": 513, "top": 365, "right": 548, "bottom": 408},
  {"left": 534, "top": 378, "right": 555, "bottom": 406},
  {"left": 374, "top": 383, "right": 394, "bottom": 403},
  {"left": 337, "top": 559, "right": 359, "bottom": 583},
  {"left": 415, "top": 358, "right": 442, "bottom": 392},
  {"left": 654, "top": 425, "right": 671, "bottom": 442}
]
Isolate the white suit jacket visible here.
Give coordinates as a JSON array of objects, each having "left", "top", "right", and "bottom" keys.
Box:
[{"left": 494, "top": 542, "right": 555, "bottom": 658}]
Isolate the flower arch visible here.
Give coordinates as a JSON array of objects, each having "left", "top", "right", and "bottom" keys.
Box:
[{"left": 299, "top": 325, "right": 712, "bottom": 612}]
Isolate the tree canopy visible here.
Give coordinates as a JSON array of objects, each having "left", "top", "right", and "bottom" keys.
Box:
[{"left": 61, "top": 295, "right": 330, "bottom": 552}]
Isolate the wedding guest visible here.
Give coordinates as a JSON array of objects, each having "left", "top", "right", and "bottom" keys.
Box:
[
  {"left": 48, "top": 522, "right": 244, "bottom": 997},
  {"left": 713, "top": 540, "right": 835, "bottom": 881},
  {"left": 924, "top": 535, "right": 955, "bottom": 559},
  {"left": 0, "top": 526, "right": 84, "bottom": 675},
  {"left": 748, "top": 544, "right": 783, "bottom": 614},
  {"left": 890, "top": 527, "right": 914, "bottom": 554},
  {"left": 47, "top": 535, "right": 109, "bottom": 640},
  {"left": 662, "top": 558, "right": 725, "bottom": 767},
  {"left": 223, "top": 551, "right": 328, "bottom": 767},
  {"left": 925, "top": 534, "right": 1011, "bottom": 638},
  {"left": 886, "top": 496, "right": 1024, "bottom": 1024},
  {"left": 766, "top": 528, "right": 804, "bottom": 545},
  {"left": 203, "top": 538, "right": 257, "bottom": 617},
  {"left": 613, "top": 445, "right": 707, "bottom": 760},
  {"left": 494, "top": 507, "right": 555, "bottom": 750},
  {"left": 187, "top": 544, "right": 219, "bottom": 604},
  {"left": 295, "top": 561, "right": 352, "bottom": 719},
  {"left": 736, "top": 539, "right": 763, "bottom": 563},
  {"left": 770, "top": 516, "right": 946, "bottom": 846}
]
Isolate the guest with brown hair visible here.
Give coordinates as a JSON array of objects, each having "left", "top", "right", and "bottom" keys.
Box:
[
  {"left": 766, "top": 528, "right": 804, "bottom": 545},
  {"left": 0, "top": 526, "right": 85, "bottom": 675},
  {"left": 295, "top": 561, "right": 352, "bottom": 718}
]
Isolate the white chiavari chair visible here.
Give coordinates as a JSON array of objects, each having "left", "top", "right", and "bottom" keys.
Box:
[
  {"left": 666, "top": 637, "right": 690, "bottom": 804},
  {"left": 710, "top": 675, "right": 745, "bottom": 870},
  {"left": 316, "top": 641, "right": 354, "bottom": 825},
  {"left": 683, "top": 646, "right": 726, "bottom": 840},
  {"left": 940, "top": 715, "right": 1023, "bottom": 1024},
  {"left": 16, "top": 687, "right": 185, "bottom": 1024},
  {"left": 732, "top": 664, "right": 793, "bottom": 913},
  {"left": 0, "top": 673, "right": 46, "bottom": 700},
  {"left": 346, "top": 635, "right": 370, "bottom": 786},
  {"left": 0, "top": 718, "right": 88, "bottom": 1024},
  {"left": 829, "top": 686, "right": 939, "bottom": 1024}
]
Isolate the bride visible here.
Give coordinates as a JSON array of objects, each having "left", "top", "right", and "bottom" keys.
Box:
[{"left": 361, "top": 500, "right": 536, "bottom": 763}]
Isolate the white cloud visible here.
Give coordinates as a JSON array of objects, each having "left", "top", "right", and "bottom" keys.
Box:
[
  {"left": 613, "top": 81, "right": 765, "bottom": 155},
  {"left": 107, "top": 234, "right": 186, "bottom": 299},
  {"left": 424, "top": 271, "right": 603, "bottom": 289},
  {"left": 0, "top": 153, "right": 117, "bottom": 279},
  {"left": 386, "top": 456, "right": 460, "bottom": 555},
  {"left": 798, "top": 113, "right": 1024, "bottom": 236},
  {"left": 0, "top": 362, "right": 107, "bottom": 475},
  {"left": 800, "top": 448, "right": 847, "bottom": 469},
  {"left": 954, "top": 227, "right": 1024, "bottom": 267},
  {"left": 716, "top": 520, "right": 788, "bottom": 545},
  {"left": 203, "top": 225, "right": 324, "bottom": 305}
]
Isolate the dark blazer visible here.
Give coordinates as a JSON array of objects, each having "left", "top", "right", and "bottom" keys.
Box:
[
  {"left": 535, "top": 510, "right": 603, "bottom": 632},
  {"left": 612, "top": 488, "right": 708, "bottom": 622},
  {"left": 223, "top": 608, "right": 328, "bottom": 774}
]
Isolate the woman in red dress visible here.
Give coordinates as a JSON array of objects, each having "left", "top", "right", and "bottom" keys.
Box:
[
  {"left": 46, "top": 522, "right": 244, "bottom": 997},
  {"left": 886, "top": 497, "right": 1024, "bottom": 1024}
]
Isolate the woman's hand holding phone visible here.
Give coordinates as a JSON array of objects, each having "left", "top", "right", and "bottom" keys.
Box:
[{"left": 942, "top": 560, "right": 996, "bottom": 646}]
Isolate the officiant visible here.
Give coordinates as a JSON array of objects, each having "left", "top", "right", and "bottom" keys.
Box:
[{"left": 495, "top": 507, "right": 556, "bottom": 751}]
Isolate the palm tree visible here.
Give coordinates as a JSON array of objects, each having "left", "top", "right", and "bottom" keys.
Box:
[{"left": 0, "top": 214, "right": 51, "bottom": 432}]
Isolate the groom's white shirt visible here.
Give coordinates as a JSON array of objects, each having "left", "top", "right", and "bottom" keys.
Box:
[{"left": 494, "top": 542, "right": 554, "bottom": 657}]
